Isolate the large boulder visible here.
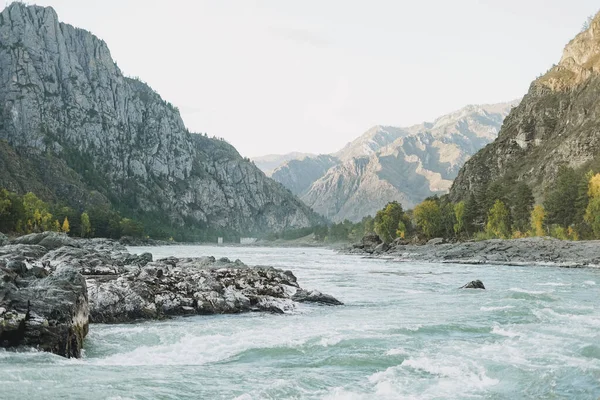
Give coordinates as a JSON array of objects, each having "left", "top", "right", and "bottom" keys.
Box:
[
  {"left": 362, "top": 232, "right": 382, "bottom": 248},
  {"left": 292, "top": 289, "right": 344, "bottom": 305},
  {"left": 461, "top": 280, "right": 486, "bottom": 290},
  {"left": 0, "top": 265, "right": 89, "bottom": 358},
  {"left": 11, "top": 232, "right": 79, "bottom": 250}
]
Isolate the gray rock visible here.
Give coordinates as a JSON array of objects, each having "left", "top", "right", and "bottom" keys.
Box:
[
  {"left": 0, "top": 265, "right": 89, "bottom": 358},
  {"left": 11, "top": 232, "right": 78, "bottom": 250},
  {"left": 292, "top": 289, "right": 344, "bottom": 306},
  {"left": 427, "top": 238, "right": 445, "bottom": 245},
  {"left": 373, "top": 242, "right": 390, "bottom": 254},
  {"left": 461, "top": 280, "right": 486, "bottom": 290}
]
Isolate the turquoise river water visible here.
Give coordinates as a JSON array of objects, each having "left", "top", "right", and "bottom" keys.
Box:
[{"left": 1, "top": 245, "right": 600, "bottom": 399}]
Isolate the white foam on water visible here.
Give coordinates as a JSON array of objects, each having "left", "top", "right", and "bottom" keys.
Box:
[
  {"left": 318, "top": 335, "right": 343, "bottom": 347},
  {"left": 480, "top": 305, "right": 515, "bottom": 311},
  {"left": 509, "top": 288, "right": 547, "bottom": 295},
  {"left": 537, "top": 282, "right": 570, "bottom": 287},
  {"left": 584, "top": 280, "right": 596, "bottom": 285},
  {"left": 491, "top": 325, "right": 521, "bottom": 338},
  {"left": 386, "top": 347, "right": 408, "bottom": 356}
]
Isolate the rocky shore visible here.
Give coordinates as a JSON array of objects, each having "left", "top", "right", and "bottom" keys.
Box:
[
  {"left": 348, "top": 233, "right": 600, "bottom": 267},
  {"left": 0, "top": 232, "right": 342, "bottom": 358}
]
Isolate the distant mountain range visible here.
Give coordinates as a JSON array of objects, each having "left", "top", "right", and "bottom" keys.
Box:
[{"left": 253, "top": 101, "right": 519, "bottom": 222}]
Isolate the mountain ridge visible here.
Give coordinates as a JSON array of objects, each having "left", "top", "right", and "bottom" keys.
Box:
[
  {"left": 257, "top": 100, "right": 518, "bottom": 221},
  {"left": 450, "top": 12, "right": 600, "bottom": 202},
  {"left": 0, "top": 3, "right": 322, "bottom": 237}
]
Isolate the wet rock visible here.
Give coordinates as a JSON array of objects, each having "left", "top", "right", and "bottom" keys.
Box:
[
  {"left": 0, "top": 244, "right": 48, "bottom": 260},
  {"left": 11, "top": 232, "right": 78, "bottom": 250},
  {"left": 461, "top": 280, "right": 486, "bottom": 290},
  {"left": 292, "top": 289, "right": 344, "bottom": 305},
  {"left": 373, "top": 242, "right": 390, "bottom": 254},
  {"left": 0, "top": 265, "right": 89, "bottom": 358},
  {"left": 362, "top": 232, "right": 382, "bottom": 248}
]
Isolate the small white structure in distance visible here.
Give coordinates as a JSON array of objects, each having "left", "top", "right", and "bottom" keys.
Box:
[
  {"left": 240, "top": 237, "right": 257, "bottom": 245},
  {"left": 217, "top": 237, "right": 224, "bottom": 245}
]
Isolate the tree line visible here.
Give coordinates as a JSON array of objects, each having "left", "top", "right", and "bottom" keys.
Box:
[
  {"left": 0, "top": 188, "right": 146, "bottom": 239},
  {"left": 368, "top": 165, "right": 600, "bottom": 243}
]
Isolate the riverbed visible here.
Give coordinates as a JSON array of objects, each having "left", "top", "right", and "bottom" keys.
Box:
[{"left": 1, "top": 246, "right": 599, "bottom": 399}]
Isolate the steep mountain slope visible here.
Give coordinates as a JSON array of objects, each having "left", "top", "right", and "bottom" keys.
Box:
[
  {"left": 450, "top": 13, "right": 600, "bottom": 201},
  {"left": 0, "top": 3, "right": 321, "bottom": 234},
  {"left": 270, "top": 155, "right": 340, "bottom": 196},
  {"left": 302, "top": 102, "right": 516, "bottom": 221},
  {"left": 334, "top": 125, "right": 408, "bottom": 162}
]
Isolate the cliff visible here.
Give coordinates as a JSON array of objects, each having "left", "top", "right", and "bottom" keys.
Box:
[{"left": 0, "top": 3, "right": 321, "bottom": 235}]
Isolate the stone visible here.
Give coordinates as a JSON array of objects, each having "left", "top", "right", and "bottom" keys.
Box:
[
  {"left": 0, "top": 265, "right": 89, "bottom": 358},
  {"left": 10, "top": 232, "right": 78, "bottom": 250},
  {"left": 292, "top": 289, "right": 344, "bottom": 306},
  {"left": 460, "top": 280, "right": 486, "bottom": 290},
  {"left": 427, "top": 238, "right": 445, "bottom": 245}
]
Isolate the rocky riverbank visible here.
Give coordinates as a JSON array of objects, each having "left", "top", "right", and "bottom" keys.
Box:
[
  {"left": 348, "top": 234, "right": 600, "bottom": 267},
  {"left": 0, "top": 232, "right": 342, "bottom": 358}
]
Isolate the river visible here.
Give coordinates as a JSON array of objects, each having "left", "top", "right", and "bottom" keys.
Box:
[{"left": 1, "top": 245, "right": 600, "bottom": 399}]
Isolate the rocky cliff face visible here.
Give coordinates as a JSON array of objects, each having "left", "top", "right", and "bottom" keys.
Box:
[
  {"left": 0, "top": 3, "right": 321, "bottom": 234},
  {"left": 450, "top": 13, "right": 600, "bottom": 201},
  {"left": 261, "top": 102, "right": 515, "bottom": 222}
]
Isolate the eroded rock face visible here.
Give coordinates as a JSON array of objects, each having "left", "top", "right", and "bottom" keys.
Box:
[
  {"left": 450, "top": 12, "right": 600, "bottom": 200},
  {"left": 0, "top": 3, "right": 321, "bottom": 234},
  {"left": 0, "top": 233, "right": 8, "bottom": 246},
  {"left": 0, "top": 265, "right": 89, "bottom": 358}
]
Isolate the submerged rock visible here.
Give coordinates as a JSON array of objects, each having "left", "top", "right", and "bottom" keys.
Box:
[
  {"left": 461, "top": 280, "right": 486, "bottom": 290},
  {"left": 0, "top": 265, "right": 89, "bottom": 358}
]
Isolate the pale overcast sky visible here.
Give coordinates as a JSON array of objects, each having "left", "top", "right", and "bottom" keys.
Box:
[{"left": 18, "top": 0, "right": 600, "bottom": 157}]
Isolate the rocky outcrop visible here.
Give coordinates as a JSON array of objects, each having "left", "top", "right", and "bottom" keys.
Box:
[
  {"left": 0, "top": 232, "right": 7, "bottom": 246},
  {"left": 450, "top": 12, "right": 600, "bottom": 200},
  {"left": 0, "top": 3, "right": 321, "bottom": 234},
  {"left": 346, "top": 236, "right": 600, "bottom": 267},
  {"left": 0, "top": 264, "right": 89, "bottom": 358},
  {"left": 0, "top": 233, "right": 342, "bottom": 356},
  {"left": 10, "top": 231, "right": 78, "bottom": 250}
]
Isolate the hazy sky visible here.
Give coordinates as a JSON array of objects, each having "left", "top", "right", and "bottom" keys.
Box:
[{"left": 20, "top": 0, "right": 600, "bottom": 157}]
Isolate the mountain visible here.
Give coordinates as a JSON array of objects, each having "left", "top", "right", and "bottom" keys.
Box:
[
  {"left": 0, "top": 3, "right": 321, "bottom": 236},
  {"left": 270, "top": 155, "right": 340, "bottom": 196},
  {"left": 450, "top": 13, "right": 600, "bottom": 202},
  {"left": 251, "top": 152, "right": 314, "bottom": 176},
  {"left": 259, "top": 102, "right": 516, "bottom": 222}
]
